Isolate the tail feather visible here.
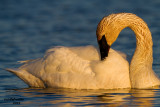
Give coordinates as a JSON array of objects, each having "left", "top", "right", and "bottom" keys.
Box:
[
  {"left": 18, "top": 58, "right": 40, "bottom": 64},
  {"left": 6, "top": 68, "right": 45, "bottom": 88}
]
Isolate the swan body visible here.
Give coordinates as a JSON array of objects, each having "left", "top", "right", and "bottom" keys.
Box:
[
  {"left": 7, "top": 13, "right": 160, "bottom": 89},
  {"left": 7, "top": 46, "right": 130, "bottom": 89}
]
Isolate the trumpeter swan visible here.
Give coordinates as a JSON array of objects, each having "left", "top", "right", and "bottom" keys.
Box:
[{"left": 6, "top": 13, "right": 160, "bottom": 89}]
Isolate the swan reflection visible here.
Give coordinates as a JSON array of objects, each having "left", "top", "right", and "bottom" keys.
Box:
[{"left": 13, "top": 88, "right": 159, "bottom": 106}]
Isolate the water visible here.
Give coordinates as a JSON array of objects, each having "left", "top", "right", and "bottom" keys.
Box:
[
  {"left": 0, "top": 0, "right": 160, "bottom": 106},
  {"left": 1, "top": 88, "right": 160, "bottom": 106}
]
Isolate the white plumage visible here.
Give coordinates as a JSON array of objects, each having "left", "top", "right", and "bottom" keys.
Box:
[{"left": 7, "top": 46, "right": 130, "bottom": 89}]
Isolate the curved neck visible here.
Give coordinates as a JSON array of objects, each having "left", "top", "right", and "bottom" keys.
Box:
[
  {"left": 116, "top": 14, "right": 153, "bottom": 72},
  {"left": 130, "top": 22, "right": 153, "bottom": 70},
  {"left": 98, "top": 13, "right": 153, "bottom": 71}
]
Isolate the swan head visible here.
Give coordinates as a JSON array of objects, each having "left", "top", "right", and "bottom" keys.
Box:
[{"left": 96, "top": 13, "right": 127, "bottom": 60}]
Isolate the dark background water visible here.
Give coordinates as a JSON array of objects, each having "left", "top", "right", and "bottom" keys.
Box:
[{"left": 0, "top": 0, "right": 160, "bottom": 106}]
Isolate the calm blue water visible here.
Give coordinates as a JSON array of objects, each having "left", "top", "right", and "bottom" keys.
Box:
[{"left": 0, "top": 0, "right": 160, "bottom": 106}]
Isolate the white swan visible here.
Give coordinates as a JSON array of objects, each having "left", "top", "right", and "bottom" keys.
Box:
[{"left": 6, "top": 13, "right": 160, "bottom": 89}]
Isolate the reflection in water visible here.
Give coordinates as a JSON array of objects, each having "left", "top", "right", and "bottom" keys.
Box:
[
  {"left": 97, "top": 89, "right": 130, "bottom": 106},
  {"left": 130, "top": 89, "right": 158, "bottom": 107},
  {"left": 11, "top": 88, "right": 160, "bottom": 106}
]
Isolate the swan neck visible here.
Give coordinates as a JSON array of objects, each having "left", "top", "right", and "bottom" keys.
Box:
[{"left": 124, "top": 16, "right": 153, "bottom": 70}]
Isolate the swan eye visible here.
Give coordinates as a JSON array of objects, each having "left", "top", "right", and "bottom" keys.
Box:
[{"left": 98, "top": 35, "right": 110, "bottom": 60}]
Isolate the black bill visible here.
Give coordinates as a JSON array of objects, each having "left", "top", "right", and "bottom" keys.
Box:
[{"left": 98, "top": 35, "right": 110, "bottom": 60}]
